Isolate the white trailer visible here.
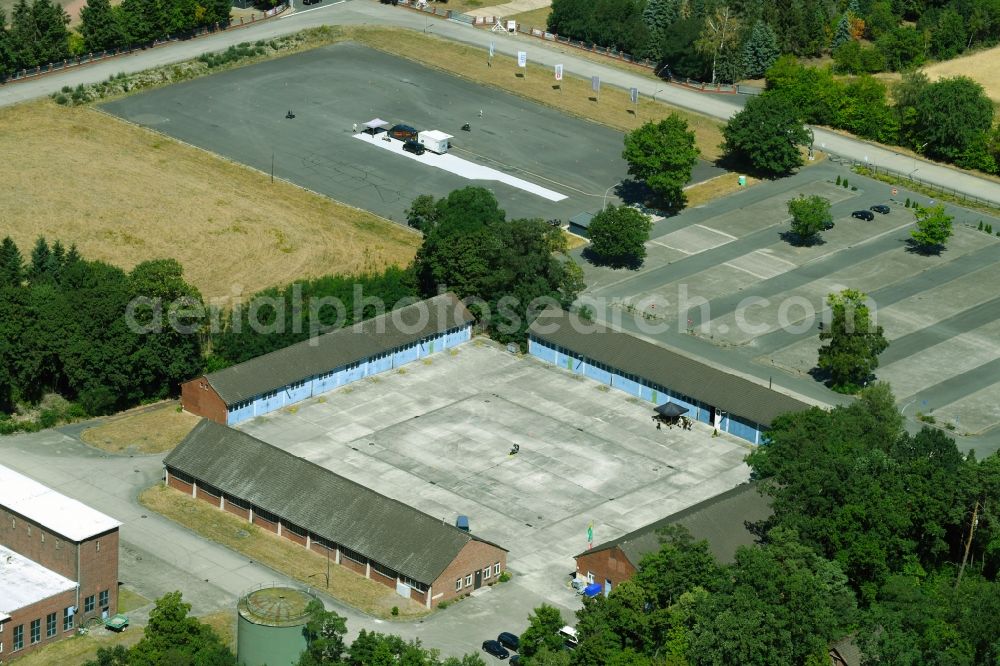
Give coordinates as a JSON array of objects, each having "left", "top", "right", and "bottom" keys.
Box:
[{"left": 418, "top": 130, "right": 453, "bottom": 154}]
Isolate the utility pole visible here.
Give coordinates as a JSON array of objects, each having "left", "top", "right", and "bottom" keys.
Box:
[{"left": 955, "top": 499, "right": 980, "bottom": 588}]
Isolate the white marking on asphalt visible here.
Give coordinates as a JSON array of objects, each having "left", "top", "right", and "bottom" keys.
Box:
[
  {"left": 353, "top": 133, "right": 567, "bottom": 201},
  {"left": 281, "top": 0, "right": 344, "bottom": 18}
]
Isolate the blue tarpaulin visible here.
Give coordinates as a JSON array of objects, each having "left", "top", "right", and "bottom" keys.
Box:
[{"left": 584, "top": 583, "right": 602, "bottom": 597}]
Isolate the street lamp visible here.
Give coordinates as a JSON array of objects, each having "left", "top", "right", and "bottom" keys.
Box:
[{"left": 912, "top": 141, "right": 930, "bottom": 176}]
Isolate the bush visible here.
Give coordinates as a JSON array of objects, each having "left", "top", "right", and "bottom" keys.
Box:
[
  {"left": 53, "top": 94, "right": 69, "bottom": 105},
  {"left": 978, "top": 221, "right": 984, "bottom": 230},
  {"left": 905, "top": 198, "right": 911, "bottom": 207},
  {"left": 437, "top": 601, "right": 450, "bottom": 610},
  {"left": 843, "top": 178, "right": 849, "bottom": 188},
  {"left": 391, "top": 606, "right": 399, "bottom": 616},
  {"left": 499, "top": 571, "right": 512, "bottom": 583},
  {"left": 987, "top": 224, "right": 994, "bottom": 234},
  {"left": 836, "top": 175, "right": 842, "bottom": 185}
]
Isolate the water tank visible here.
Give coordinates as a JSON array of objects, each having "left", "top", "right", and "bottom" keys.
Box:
[{"left": 236, "top": 585, "right": 318, "bottom": 666}]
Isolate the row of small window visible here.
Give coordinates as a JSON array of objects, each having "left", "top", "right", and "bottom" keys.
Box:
[
  {"left": 455, "top": 563, "right": 501, "bottom": 591},
  {"left": 1, "top": 596, "right": 106, "bottom": 652},
  {"left": 6, "top": 518, "right": 65, "bottom": 550}
]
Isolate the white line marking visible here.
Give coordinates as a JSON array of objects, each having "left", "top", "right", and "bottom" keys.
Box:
[
  {"left": 694, "top": 223, "right": 737, "bottom": 240},
  {"left": 353, "top": 133, "right": 567, "bottom": 201},
  {"left": 722, "top": 261, "right": 768, "bottom": 280},
  {"left": 281, "top": 0, "right": 343, "bottom": 18}
]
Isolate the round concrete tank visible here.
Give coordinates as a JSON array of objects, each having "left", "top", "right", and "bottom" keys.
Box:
[{"left": 236, "top": 585, "right": 318, "bottom": 666}]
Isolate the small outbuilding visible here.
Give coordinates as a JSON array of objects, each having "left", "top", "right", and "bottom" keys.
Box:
[
  {"left": 363, "top": 118, "right": 391, "bottom": 135},
  {"left": 418, "top": 130, "right": 453, "bottom": 154},
  {"left": 568, "top": 211, "right": 596, "bottom": 238}
]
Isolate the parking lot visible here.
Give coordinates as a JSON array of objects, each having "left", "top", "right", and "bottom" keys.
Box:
[
  {"left": 101, "top": 41, "right": 722, "bottom": 224},
  {"left": 582, "top": 165, "right": 1000, "bottom": 444},
  {"left": 237, "top": 340, "right": 751, "bottom": 604}
]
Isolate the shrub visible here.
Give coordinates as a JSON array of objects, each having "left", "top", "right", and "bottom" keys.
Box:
[
  {"left": 978, "top": 220, "right": 984, "bottom": 230},
  {"left": 499, "top": 571, "right": 512, "bottom": 583},
  {"left": 851, "top": 185, "right": 857, "bottom": 190},
  {"left": 905, "top": 197, "right": 911, "bottom": 207},
  {"left": 391, "top": 606, "right": 399, "bottom": 616},
  {"left": 438, "top": 601, "right": 450, "bottom": 610},
  {"left": 843, "top": 178, "right": 849, "bottom": 188},
  {"left": 987, "top": 224, "right": 994, "bottom": 234},
  {"left": 53, "top": 94, "right": 68, "bottom": 105},
  {"left": 836, "top": 175, "right": 842, "bottom": 185}
]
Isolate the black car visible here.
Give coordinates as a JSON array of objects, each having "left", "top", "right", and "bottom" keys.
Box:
[
  {"left": 852, "top": 210, "right": 875, "bottom": 221},
  {"left": 498, "top": 632, "right": 520, "bottom": 651},
  {"left": 870, "top": 204, "right": 890, "bottom": 214},
  {"left": 822, "top": 220, "right": 835, "bottom": 230},
  {"left": 402, "top": 140, "right": 425, "bottom": 155},
  {"left": 510, "top": 656, "right": 521, "bottom": 665},
  {"left": 482, "top": 640, "right": 510, "bottom": 660}
]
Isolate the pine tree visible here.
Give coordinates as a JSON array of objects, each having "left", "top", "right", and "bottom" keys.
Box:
[
  {"left": 206, "top": 0, "right": 232, "bottom": 27},
  {"left": 80, "top": 0, "right": 123, "bottom": 52},
  {"left": 742, "top": 20, "right": 780, "bottom": 79},
  {"left": 831, "top": 13, "right": 852, "bottom": 51},
  {"left": 30, "top": 0, "right": 70, "bottom": 65},
  {"left": 0, "top": 10, "right": 14, "bottom": 78},
  {"left": 0, "top": 237, "right": 23, "bottom": 288},
  {"left": 642, "top": 0, "right": 680, "bottom": 60},
  {"left": 8, "top": 0, "right": 37, "bottom": 69},
  {"left": 28, "top": 236, "right": 51, "bottom": 282}
]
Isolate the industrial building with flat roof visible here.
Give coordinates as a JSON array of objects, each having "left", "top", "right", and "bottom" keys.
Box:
[
  {"left": 0, "top": 465, "right": 121, "bottom": 658},
  {"left": 164, "top": 420, "right": 507, "bottom": 608},
  {"left": 527, "top": 307, "right": 812, "bottom": 443},
  {"left": 181, "top": 293, "right": 475, "bottom": 425},
  {"left": 574, "top": 483, "right": 772, "bottom": 593}
]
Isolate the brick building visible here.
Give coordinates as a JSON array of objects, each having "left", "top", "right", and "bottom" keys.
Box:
[
  {"left": 181, "top": 293, "right": 475, "bottom": 425},
  {"left": 574, "top": 484, "right": 771, "bottom": 594},
  {"left": 0, "top": 465, "right": 121, "bottom": 659},
  {"left": 164, "top": 420, "right": 507, "bottom": 608}
]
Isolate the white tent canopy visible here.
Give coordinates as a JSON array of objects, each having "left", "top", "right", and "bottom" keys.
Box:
[{"left": 364, "top": 118, "right": 391, "bottom": 129}]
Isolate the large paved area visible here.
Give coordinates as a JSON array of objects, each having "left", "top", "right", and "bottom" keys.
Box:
[
  {"left": 101, "top": 41, "right": 721, "bottom": 224},
  {"left": 581, "top": 163, "right": 1000, "bottom": 447},
  {"left": 238, "top": 340, "right": 751, "bottom": 599}
]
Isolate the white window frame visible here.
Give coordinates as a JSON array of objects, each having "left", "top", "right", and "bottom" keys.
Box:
[
  {"left": 493, "top": 562, "right": 501, "bottom": 575},
  {"left": 455, "top": 578, "right": 462, "bottom": 591},
  {"left": 483, "top": 566, "right": 491, "bottom": 579},
  {"left": 465, "top": 574, "right": 473, "bottom": 587}
]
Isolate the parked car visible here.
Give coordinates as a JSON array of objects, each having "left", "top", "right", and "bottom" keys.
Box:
[
  {"left": 510, "top": 656, "right": 521, "bottom": 666},
  {"left": 870, "top": 204, "right": 890, "bottom": 214},
  {"left": 559, "top": 625, "right": 579, "bottom": 650},
  {"left": 389, "top": 124, "right": 419, "bottom": 141},
  {"left": 498, "top": 632, "right": 520, "bottom": 651},
  {"left": 482, "top": 640, "right": 510, "bottom": 660},
  {"left": 822, "top": 219, "right": 835, "bottom": 230},
  {"left": 402, "top": 140, "right": 425, "bottom": 155},
  {"left": 852, "top": 210, "right": 875, "bottom": 221}
]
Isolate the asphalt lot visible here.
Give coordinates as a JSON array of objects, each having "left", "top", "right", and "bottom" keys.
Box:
[
  {"left": 101, "top": 41, "right": 722, "bottom": 224},
  {"left": 579, "top": 162, "right": 1000, "bottom": 453},
  {"left": 238, "top": 340, "right": 752, "bottom": 602}
]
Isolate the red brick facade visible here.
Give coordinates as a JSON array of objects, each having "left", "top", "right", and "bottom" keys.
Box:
[
  {"left": 0, "top": 504, "right": 120, "bottom": 658},
  {"left": 163, "top": 469, "right": 506, "bottom": 609},
  {"left": 181, "top": 377, "right": 228, "bottom": 424},
  {"left": 429, "top": 539, "right": 508, "bottom": 606},
  {"left": 574, "top": 546, "right": 637, "bottom": 588},
  {"left": 0, "top": 587, "right": 78, "bottom": 659}
]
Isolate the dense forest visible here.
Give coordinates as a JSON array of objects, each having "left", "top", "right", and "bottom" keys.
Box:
[
  {"left": 0, "top": 0, "right": 233, "bottom": 78},
  {"left": 547, "top": 0, "right": 1000, "bottom": 81},
  {"left": 0, "top": 236, "right": 203, "bottom": 423}
]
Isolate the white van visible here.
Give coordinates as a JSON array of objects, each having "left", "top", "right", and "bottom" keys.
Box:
[{"left": 558, "top": 625, "right": 578, "bottom": 649}]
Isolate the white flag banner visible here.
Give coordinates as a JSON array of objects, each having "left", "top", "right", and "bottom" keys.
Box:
[
  {"left": 489, "top": 40, "right": 495, "bottom": 57},
  {"left": 517, "top": 51, "right": 527, "bottom": 68},
  {"left": 629, "top": 87, "right": 638, "bottom": 103},
  {"left": 555, "top": 64, "right": 563, "bottom": 81},
  {"left": 591, "top": 75, "right": 601, "bottom": 92}
]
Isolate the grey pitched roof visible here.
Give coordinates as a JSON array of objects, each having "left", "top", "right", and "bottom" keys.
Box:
[
  {"left": 528, "top": 307, "right": 812, "bottom": 426},
  {"left": 577, "top": 483, "right": 772, "bottom": 566},
  {"left": 164, "top": 419, "right": 505, "bottom": 585},
  {"left": 205, "top": 293, "right": 475, "bottom": 405}
]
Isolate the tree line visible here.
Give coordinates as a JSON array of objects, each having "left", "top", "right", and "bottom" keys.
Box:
[
  {"left": 510, "top": 385, "right": 1000, "bottom": 665},
  {"left": 546, "top": 0, "right": 1000, "bottom": 82},
  {"left": 0, "top": 0, "right": 232, "bottom": 79},
  {"left": 0, "top": 236, "right": 203, "bottom": 419}
]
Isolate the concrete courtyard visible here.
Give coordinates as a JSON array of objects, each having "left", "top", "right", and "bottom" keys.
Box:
[
  {"left": 581, "top": 163, "right": 1000, "bottom": 447},
  {"left": 237, "top": 340, "right": 752, "bottom": 600},
  {"left": 100, "top": 41, "right": 722, "bottom": 224}
]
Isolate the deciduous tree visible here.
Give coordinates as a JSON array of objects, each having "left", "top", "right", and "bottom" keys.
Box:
[
  {"left": 817, "top": 288, "right": 887, "bottom": 393},
  {"left": 722, "top": 92, "right": 810, "bottom": 176},
  {"left": 128, "top": 592, "right": 236, "bottom": 666},
  {"left": 519, "top": 604, "right": 567, "bottom": 658},
  {"left": 786, "top": 194, "right": 831, "bottom": 244},
  {"left": 911, "top": 76, "right": 994, "bottom": 169},
  {"left": 909, "top": 203, "right": 954, "bottom": 252},
  {"left": 585, "top": 204, "right": 653, "bottom": 268},
  {"left": 622, "top": 114, "right": 698, "bottom": 209}
]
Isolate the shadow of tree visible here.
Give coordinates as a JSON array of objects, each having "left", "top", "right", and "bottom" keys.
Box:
[{"left": 779, "top": 230, "right": 826, "bottom": 247}]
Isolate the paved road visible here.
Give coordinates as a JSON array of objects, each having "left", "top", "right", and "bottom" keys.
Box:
[
  {"left": 0, "top": 425, "right": 579, "bottom": 658},
  {"left": 3, "top": 0, "right": 1000, "bottom": 206}
]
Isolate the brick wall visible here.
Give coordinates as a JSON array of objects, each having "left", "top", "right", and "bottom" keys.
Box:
[
  {"left": 180, "top": 377, "right": 228, "bottom": 424},
  {"left": 430, "top": 539, "right": 507, "bottom": 606},
  {"left": 166, "top": 472, "right": 194, "bottom": 495},
  {"left": 252, "top": 513, "right": 278, "bottom": 534},
  {"left": 77, "top": 529, "right": 119, "bottom": 625},
  {"left": 2, "top": 588, "right": 78, "bottom": 659},
  {"left": 340, "top": 555, "right": 366, "bottom": 577},
  {"left": 0, "top": 506, "right": 77, "bottom": 580},
  {"left": 574, "top": 547, "right": 637, "bottom": 588},
  {"left": 223, "top": 499, "right": 250, "bottom": 520},
  {"left": 281, "top": 525, "right": 307, "bottom": 547}
]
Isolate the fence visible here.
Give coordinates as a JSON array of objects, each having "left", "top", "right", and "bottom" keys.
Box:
[
  {"left": 835, "top": 158, "right": 1000, "bottom": 210},
  {"left": 0, "top": 2, "right": 289, "bottom": 86}
]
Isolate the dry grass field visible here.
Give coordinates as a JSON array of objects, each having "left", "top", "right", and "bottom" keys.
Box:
[
  {"left": 140, "top": 484, "right": 431, "bottom": 619},
  {"left": 922, "top": 44, "right": 1000, "bottom": 103},
  {"left": 509, "top": 5, "right": 552, "bottom": 29},
  {"left": 351, "top": 27, "right": 726, "bottom": 161},
  {"left": 0, "top": 100, "right": 419, "bottom": 303},
  {"left": 81, "top": 403, "right": 200, "bottom": 454}
]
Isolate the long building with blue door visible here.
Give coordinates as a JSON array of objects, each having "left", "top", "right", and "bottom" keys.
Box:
[
  {"left": 527, "top": 307, "right": 812, "bottom": 444},
  {"left": 182, "top": 293, "right": 475, "bottom": 425}
]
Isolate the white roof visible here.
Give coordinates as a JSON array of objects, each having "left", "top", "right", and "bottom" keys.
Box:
[
  {"left": 419, "top": 130, "right": 453, "bottom": 141},
  {"left": 0, "top": 465, "right": 121, "bottom": 542},
  {"left": 0, "top": 546, "right": 77, "bottom": 612}
]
